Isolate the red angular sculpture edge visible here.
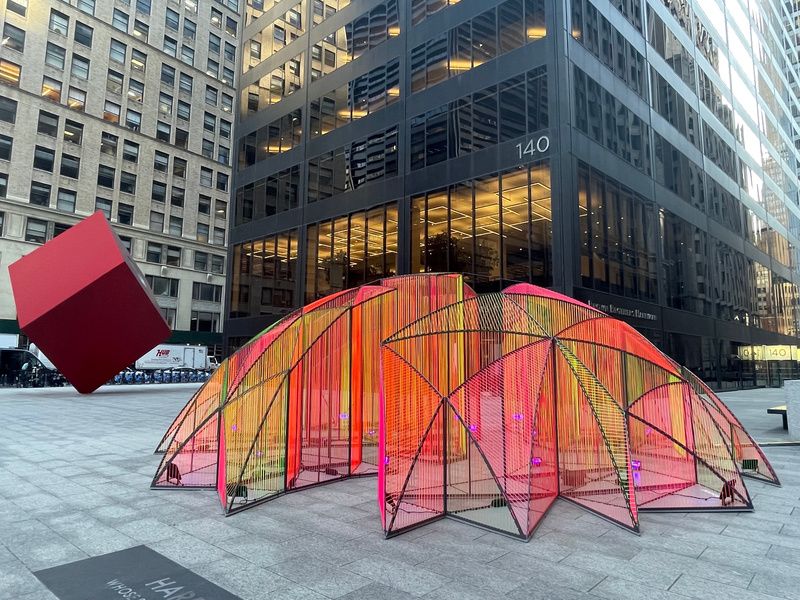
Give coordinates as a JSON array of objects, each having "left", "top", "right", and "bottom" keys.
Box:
[{"left": 9, "top": 212, "right": 170, "bottom": 393}]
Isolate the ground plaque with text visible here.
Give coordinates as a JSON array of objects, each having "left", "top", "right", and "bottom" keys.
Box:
[{"left": 34, "top": 545, "right": 241, "bottom": 600}]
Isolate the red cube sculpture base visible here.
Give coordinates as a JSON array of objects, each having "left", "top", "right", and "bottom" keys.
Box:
[{"left": 9, "top": 212, "right": 170, "bottom": 393}]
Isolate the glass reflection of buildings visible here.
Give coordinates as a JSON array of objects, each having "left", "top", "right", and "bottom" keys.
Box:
[{"left": 229, "top": 0, "right": 800, "bottom": 389}]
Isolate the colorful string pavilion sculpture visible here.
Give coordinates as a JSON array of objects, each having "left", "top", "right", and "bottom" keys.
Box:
[{"left": 152, "top": 274, "right": 778, "bottom": 539}]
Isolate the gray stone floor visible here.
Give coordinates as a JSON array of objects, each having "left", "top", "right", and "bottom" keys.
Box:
[{"left": 0, "top": 384, "right": 799, "bottom": 600}]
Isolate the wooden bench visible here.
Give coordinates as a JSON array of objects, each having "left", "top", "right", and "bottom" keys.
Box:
[{"left": 767, "top": 405, "right": 788, "bottom": 430}]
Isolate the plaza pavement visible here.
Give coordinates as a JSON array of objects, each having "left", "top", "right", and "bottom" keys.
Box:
[{"left": 0, "top": 383, "right": 799, "bottom": 600}]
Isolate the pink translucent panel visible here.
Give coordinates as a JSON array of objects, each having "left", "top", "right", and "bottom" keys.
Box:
[
  {"left": 681, "top": 369, "right": 779, "bottom": 485},
  {"left": 292, "top": 313, "right": 352, "bottom": 489},
  {"left": 558, "top": 318, "right": 679, "bottom": 376},
  {"left": 153, "top": 413, "right": 219, "bottom": 488},
  {"left": 382, "top": 348, "right": 445, "bottom": 534},
  {"left": 528, "top": 351, "right": 558, "bottom": 535},
  {"left": 630, "top": 382, "right": 751, "bottom": 510},
  {"left": 226, "top": 311, "right": 301, "bottom": 397},
  {"left": 447, "top": 338, "right": 554, "bottom": 534},
  {"left": 154, "top": 363, "right": 227, "bottom": 456},
  {"left": 554, "top": 349, "right": 638, "bottom": 531}
]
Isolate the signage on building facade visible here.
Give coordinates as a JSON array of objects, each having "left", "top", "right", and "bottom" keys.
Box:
[
  {"left": 738, "top": 345, "right": 799, "bottom": 362},
  {"left": 585, "top": 300, "right": 659, "bottom": 322},
  {"left": 515, "top": 135, "right": 551, "bottom": 161}
]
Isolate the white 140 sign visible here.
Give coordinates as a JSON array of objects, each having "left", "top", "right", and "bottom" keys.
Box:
[{"left": 516, "top": 135, "right": 550, "bottom": 160}]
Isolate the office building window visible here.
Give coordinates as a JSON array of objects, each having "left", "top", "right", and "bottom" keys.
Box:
[
  {"left": 126, "top": 109, "right": 141, "bottom": 131},
  {"left": 307, "top": 127, "right": 398, "bottom": 202},
  {"left": 67, "top": 87, "right": 86, "bottom": 111},
  {"left": 191, "top": 311, "right": 219, "bottom": 332},
  {"left": 154, "top": 151, "right": 169, "bottom": 172},
  {"left": 192, "top": 282, "right": 222, "bottom": 302},
  {"left": 122, "top": 141, "right": 139, "bottom": 162},
  {"left": 234, "top": 165, "right": 300, "bottom": 224},
  {"left": 578, "top": 162, "right": 658, "bottom": 302},
  {"left": 0, "top": 135, "right": 11, "bottom": 161},
  {"left": 411, "top": 161, "right": 553, "bottom": 289},
  {"left": 173, "top": 158, "right": 187, "bottom": 178},
  {"left": 200, "top": 168, "right": 213, "bottom": 187},
  {"left": 112, "top": 9, "right": 129, "bottom": 32},
  {"left": 177, "top": 101, "right": 191, "bottom": 121},
  {"left": 0, "top": 98, "right": 17, "bottom": 123},
  {"left": 118, "top": 203, "right": 134, "bottom": 225},
  {"left": 169, "top": 216, "right": 183, "bottom": 236},
  {"left": 175, "top": 129, "right": 189, "bottom": 148},
  {"left": 30, "top": 182, "right": 51, "bottom": 206},
  {"left": 211, "top": 255, "right": 224, "bottom": 274},
  {"left": 64, "top": 120, "right": 83, "bottom": 145},
  {"left": 120, "top": 171, "right": 136, "bottom": 194},
  {"left": 164, "top": 36, "right": 178, "bottom": 56},
  {"left": 97, "top": 165, "right": 115, "bottom": 188},
  {"left": 78, "top": 0, "right": 95, "bottom": 15},
  {"left": 145, "top": 275, "right": 179, "bottom": 296},
  {"left": 107, "top": 69, "right": 124, "bottom": 95},
  {"left": 133, "top": 20, "right": 148, "bottom": 42},
  {"left": 33, "top": 146, "right": 55, "bottom": 172},
  {"left": 71, "top": 55, "right": 90, "bottom": 80},
  {"left": 166, "top": 8, "right": 180, "bottom": 31},
  {"left": 0, "top": 60, "right": 21, "bottom": 86},
  {"left": 95, "top": 197, "right": 112, "bottom": 219},
  {"left": 101, "top": 132, "right": 118, "bottom": 156},
  {"left": 149, "top": 211, "right": 164, "bottom": 232},
  {"left": 25, "top": 218, "right": 48, "bottom": 244},
  {"left": 49, "top": 10, "right": 69, "bottom": 35},
  {"left": 179, "top": 73, "right": 193, "bottom": 93},
  {"left": 45, "top": 43, "right": 66, "bottom": 70},
  {"left": 194, "top": 251, "right": 209, "bottom": 271},
  {"left": 128, "top": 79, "right": 144, "bottom": 103},
  {"left": 170, "top": 186, "right": 184, "bottom": 207},
  {"left": 38, "top": 111, "right": 59, "bottom": 137},
  {"left": 75, "top": 22, "right": 93, "bottom": 47},
  {"left": 159, "top": 92, "right": 173, "bottom": 116},
  {"left": 6, "top": 0, "right": 27, "bottom": 17},
  {"left": 60, "top": 154, "right": 80, "bottom": 178},
  {"left": 166, "top": 246, "right": 181, "bottom": 266},
  {"left": 109, "top": 40, "right": 127, "bottom": 64},
  {"left": 231, "top": 229, "right": 298, "bottom": 315},
  {"left": 159, "top": 307, "right": 177, "bottom": 328},
  {"left": 104, "top": 101, "right": 121, "bottom": 123},
  {"left": 305, "top": 204, "right": 399, "bottom": 298},
  {"left": 131, "top": 49, "right": 146, "bottom": 72},
  {"left": 41, "top": 77, "right": 62, "bottom": 101},
  {"left": 161, "top": 64, "right": 176, "bottom": 86},
  {"left": 156, "top": 122, "right": 171, "bottom": 142},
  {"left": 3, "top": 23, "right": 25, "bottom": 52},
  {"left": 56, "top": 188, "right": 76, "bottom": 212},
  {"left": 152, "top": 181, "right": 167, "bottom": 203},
  {"left": 184, "top": 19, "right": 197, "bottom": 41},
  {"left": 118, "top": 236, "right": 132, "bottom": 253}
]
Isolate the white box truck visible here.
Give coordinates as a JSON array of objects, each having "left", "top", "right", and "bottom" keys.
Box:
[{"left": 135, "top": 345, "right": 209, "bottom": 370}]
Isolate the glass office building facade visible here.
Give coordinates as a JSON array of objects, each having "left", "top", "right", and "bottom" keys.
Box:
[{"left": 229, "top": 0, "right": 800, "bottom": 389}]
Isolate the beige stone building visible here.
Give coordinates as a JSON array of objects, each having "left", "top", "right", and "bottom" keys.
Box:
[{"left": 0, "top": 0, "right": 240, "bottom": 355}]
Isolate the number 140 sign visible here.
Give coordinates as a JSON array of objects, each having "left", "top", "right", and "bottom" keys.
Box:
[{"left": 516, "top": 135, "right": 550, "bottom": 160}]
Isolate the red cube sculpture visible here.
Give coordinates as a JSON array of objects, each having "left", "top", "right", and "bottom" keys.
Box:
[{"left": 9, "top": 212, "right": 170, "bottom": 393}]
